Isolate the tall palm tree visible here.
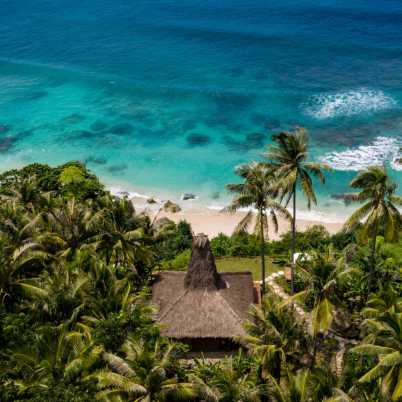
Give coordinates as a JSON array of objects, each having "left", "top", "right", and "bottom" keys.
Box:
[
  {"left": 264, "top": 128, "right": 328, "bottom": 294},
  {"left": 343, "top": 166, "right": 402, "bottom": 292},
  {"left": 226, "top": 162, "right": 291, "bottom": 293}
]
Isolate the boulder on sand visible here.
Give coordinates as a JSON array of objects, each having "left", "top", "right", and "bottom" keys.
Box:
[{"left": 163, "top": 200, "right": 181, "bottom": 213}]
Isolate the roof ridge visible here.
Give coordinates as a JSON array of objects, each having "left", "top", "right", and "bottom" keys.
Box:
[
  {"left": 211, "top": 291, "right": 243, "bottom": 325},
  {"left": 158, "top": 289, "right": 189, "bottom": 321}
]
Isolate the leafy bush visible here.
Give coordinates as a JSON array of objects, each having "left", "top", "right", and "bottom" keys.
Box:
[
  {"left": 0, "top": 161, "right": 104, "bottom": 200},
  {"left": 210, "top": 233, "right": 261, "bottom": 257}
]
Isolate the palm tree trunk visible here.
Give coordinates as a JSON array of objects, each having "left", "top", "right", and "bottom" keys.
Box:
[
  {"left": 367, "top": 224, "right": 378, "bottom": 294},
  {"left": 260, "top": 209, "right": 266, "bottom": 295},
  {"left": 291, "top": 185, "right": 296, "bottom": 295}
]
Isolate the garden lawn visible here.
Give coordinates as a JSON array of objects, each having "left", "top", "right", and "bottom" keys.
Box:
[{"left": 216, "top": 257, "right": 281, "bottom": 281}]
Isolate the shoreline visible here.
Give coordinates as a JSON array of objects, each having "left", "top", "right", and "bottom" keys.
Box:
[{"left": 129, "top": 195, "right": 344, "bottom": 239}]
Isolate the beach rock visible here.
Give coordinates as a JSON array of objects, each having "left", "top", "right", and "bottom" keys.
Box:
[
  {"left": 147, "top": 197, "right": 157, "bottom": 204},
  {"left": 395, "top": 157, "right": 402, "bottom": 165},
  {"left": 186, "top": 133, "right": 210, "bottom": 147},
  {"left": 153, "top": 217, "right": 175, "bottom": 232},
  {"left": 163, "top": 200, "right": 181, "bottom": 213},
  {"left": 181, "top": 193, "right": 196, "bottom": 201},
  {"left": 331, "top": 193, "right": 356, "bottom": 205}
]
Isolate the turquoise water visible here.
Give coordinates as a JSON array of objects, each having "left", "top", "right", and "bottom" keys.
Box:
[{"left": 1, "top": 0, "right": 402, "bottom": 218}]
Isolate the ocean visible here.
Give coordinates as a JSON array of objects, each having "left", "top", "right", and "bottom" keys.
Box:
[{"left": 1, "top": 0, "right": 401, "bottom": 220}]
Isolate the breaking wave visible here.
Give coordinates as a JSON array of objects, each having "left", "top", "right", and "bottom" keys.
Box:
[
  {"left": 320, "top": 136, "right": 402, "bottom": 171},
  {"left": 304, "top": 89, "right": 396, "bottom": 119}
]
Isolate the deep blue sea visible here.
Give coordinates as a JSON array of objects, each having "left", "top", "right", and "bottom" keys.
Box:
[{"left": 1, "top": 0, "right": 402, "bottom": 219}]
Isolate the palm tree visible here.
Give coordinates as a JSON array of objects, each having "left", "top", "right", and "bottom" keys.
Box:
[
  {"left": 93, "top": 196, "right": 152, "bottom": 272},
  {"left": 343, "top": 166, "right": 402, "bottom": 292},
  {"left": 264, "top": 128, "right": 328, "bottom": 294},
  {"left": 267, "top": 368, "right": 340, "bottom": 402},
  {"left": 94, "top": 337, "right": 199, "bottom": 401},
  {"left": 240, "top": 294, "right": 307, "bottom": 381},
  {"left": 351, "top": 309, "right": 402, "bottom": 401},
  {"left": 38, "top": 197, "right": 101, "bottom": 261},
  {"left": 290, "top": 248, "right": 344, "bottom": 368},
  {"left": 1, "top": 324, "right": 102, "bottom": 397},
  {"left": 226, "top": 162, "right": 291, "bottom": 293},
  {"left": 192, "top": 355, "right": 262, "bottom": 402}
]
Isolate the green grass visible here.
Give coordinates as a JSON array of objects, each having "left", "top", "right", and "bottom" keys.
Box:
[{"left": 215, "top": 257, "right": 281, "bottom": 281}]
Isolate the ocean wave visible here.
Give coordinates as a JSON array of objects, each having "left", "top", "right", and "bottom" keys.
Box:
[
  {"left": 304, "top": 89, "right": 396, "bottom": 119},
  {"left": 320, "top": 136, "right": 402, "bottom": 171}
]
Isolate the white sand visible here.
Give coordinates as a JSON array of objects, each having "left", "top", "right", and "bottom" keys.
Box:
[{"left": 132, "top": 198, "right": 344, "bottom": 238}]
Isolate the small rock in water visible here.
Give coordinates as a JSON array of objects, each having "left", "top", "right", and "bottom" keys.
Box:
[
  {"left": 181, "top": 193, "right": 196, "bottom": 201},
  {"left": 0, "top": 124, "right": 10, "bottom": 133},
  {"left": 163, "top": 200, "right": 181, "bottom": 213},
  {"left": 147, "top": 198, "right": 157, "bottom": 204},
  {"left": 186, "top": 133, "right": 211, "bottom": 147},
  {"left": 211, "top": 192, "right": 220, "bottom": 200}
]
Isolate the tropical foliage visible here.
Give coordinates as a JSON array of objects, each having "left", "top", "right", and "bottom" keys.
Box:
[{"left": 0, "top": 123, "right": 402, "bottom": 402}]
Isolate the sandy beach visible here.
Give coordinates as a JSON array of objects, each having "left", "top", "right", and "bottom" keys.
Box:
[{"left": 132, "top": 197, "right": 344, "bottom": 239}]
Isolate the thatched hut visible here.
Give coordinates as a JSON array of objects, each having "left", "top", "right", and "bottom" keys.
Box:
[{"left": 152, "top": 234, "right": 256, "bottom": 352}]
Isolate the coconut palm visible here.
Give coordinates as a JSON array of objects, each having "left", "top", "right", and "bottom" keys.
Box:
[
  {"left": 94, "top": 337, "right": 199, "bottom": 401},
  {"left": 193, "top": 356, "right": 262, "bottom": 402},
  {"left": 240, "top": 294, "right": 307, "bottom": 381},
  {"left": 38, "top": 197, "right": 101, "bottom": 261},
  {"left": 264, "top": 128, "right": 328, "bottom": 294},
  {"left": 343, "top": 166, "right": 402, "bottom": 292},
  {"left": 226, "top": 162, "right": 291, "bottom": 293},
  {"left": 268, "top": 367, "right": 340, "bottom": 402},
  {"left": 1, "top": 324, "right": 102, "bottom": 397},
  {"left": 93, "top": 196, "right": 152, "bottom": 272},
  {"left": 351, "top": 310, "right": 402, "bottom": 401},
  {"left": 290, "top": 248, "right": 344, "bottom": 368}
]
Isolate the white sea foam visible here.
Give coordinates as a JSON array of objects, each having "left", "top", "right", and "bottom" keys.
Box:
[
  {"left": 304, "top": 89, "right": 396, "bottom": 119},
  {"left": 320, "top": 136, "right": 402, "bottom": 171}
]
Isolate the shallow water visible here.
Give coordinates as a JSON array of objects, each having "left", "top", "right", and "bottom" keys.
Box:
[{"left": 1, "top": 0, "right": 402, "bottom": 218}]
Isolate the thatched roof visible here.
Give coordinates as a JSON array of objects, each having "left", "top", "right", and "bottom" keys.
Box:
[{"left": 152, "top": 234, "right": 255, "bottom": 339}]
